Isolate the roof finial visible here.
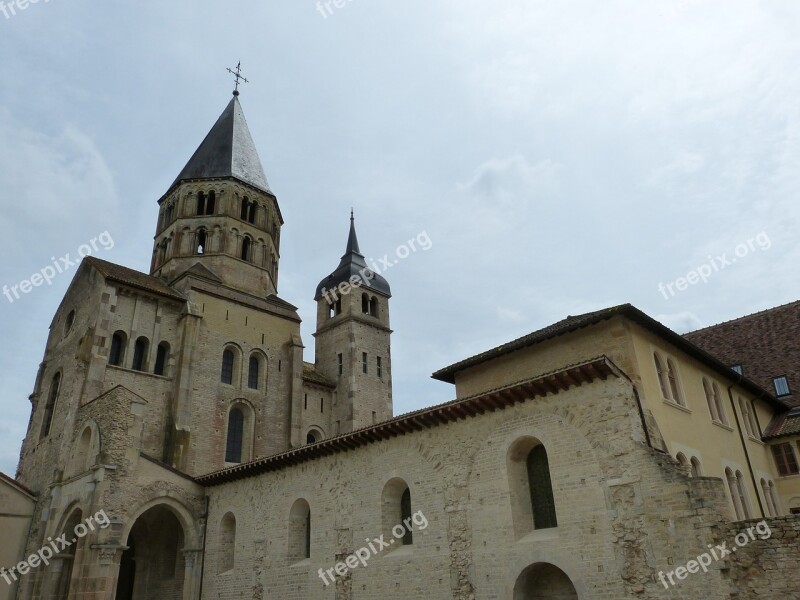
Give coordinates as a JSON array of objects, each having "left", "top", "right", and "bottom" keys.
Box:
[
  {"left": 350, "top": 207, "right": 354, "bottom": 221},
  {"left": 226, "top": 61, "right": 249, "bottom": 96}
]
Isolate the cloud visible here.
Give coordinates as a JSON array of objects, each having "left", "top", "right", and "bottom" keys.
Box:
[
  {"left": 656, "top": 311, "right": 704, "bottom": 333},
  {"left": 458, "top": 155, "right": 563, "bottom": 205}
]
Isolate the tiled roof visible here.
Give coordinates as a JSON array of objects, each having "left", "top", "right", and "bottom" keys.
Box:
[
  {"left": 763, "top": 407, "right": 800, "bottom": 439},
  {"left": 684, "top": 300, "right": 800, "bottom": 407},
  {"left": 85, "top": 257, "right": 185, "bottom": 301}
]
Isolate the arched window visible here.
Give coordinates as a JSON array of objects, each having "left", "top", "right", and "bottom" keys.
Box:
[
  {"left": 690, "top": 457, "right": 702, "bottom": 477},
  {"left": 362, "top": 293, "right": 369, "bottom": 314},
  {"left": 225, "top": 408, "right": 244, "bottom": 463},
  {"left": 154, "top": 342, "right": 169, "bottom": 376},
  {"left": 248, "top": 202, "right": 257, "bottom": 224},
  {"left": 165, "top": 203, "right": 174, "bottom": 224},
  {"left": 40, "top": 372, "right": 61, "bottom": 439},
  {"left": 666, "top": 359, "right": 684, "bottom": 406},
  {"left": 726, "top": 468, "right": 743, "bottom": 519},
  {"left": 654, "top": 353, "right": 670, "bottom": 399},
  {"left": 703, "top": 378, "right": 719, "bottom": 422},
  {"left": 64, "top": 310, "right": 75, "bottom": 336},
  {"left": 206, "top": 190, "right": 216, "bottom": 215},
  {"left": 288, "top": 499, "right": 311, "bottom": 562},
  {"left": 196, "top": 192, "right": 206, "bottom": 215},
  {"left": 713, "top": 383, "right": 727, "bottom": 425},
  {"left": 197, "top": 229, "right": 207, "bottom": 254},
  {"left": 761, "top": 479, "right": 775, "bottom": 517},
  {"left": 109, "top": 331, "right": 126, "bottom": 366},
  {"left": 220, "top": 513, "right": 236, "bottom": 572},
  {"left": 248, "top": 355, "right": 260, "bottom": 390},
  {"left": 400, "top": 488, "right": 413, "bottom": 545},
  {"left": 369, "top": 296, "right": 378, "bottom": 317},
  {"left": 676, "top": 452, "right": 689, "bottom": 470},
  {"left": 381, "top": 478, "right": 413, "bottom": 547},
  {"left": 735, "top": 470, "right": 751, "bottom": 519},
  {"left": 240, "top": 197, "right": 250, "bottom": 220},
  {"left": 241, "top": 236, "right": 251, "bottom": 261},
  {"left": 527, "top": 445, "right": 557, "bottom": 529},
  {"left": 768, "top": 481, "right": 781, "bottom": 516},
  {"left": 132, "top": 337, "right": 149, "bottom": 371},
  {"left": 221, "top": 349, "right": 235, "bottom": 384}
]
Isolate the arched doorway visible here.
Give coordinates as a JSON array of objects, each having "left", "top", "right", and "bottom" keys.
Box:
[
  {"left": 514, "top": 562, "right": 578, "bottom": 600},
  {"left": 115, "top": 505, "right": 186, "bottom": 600},
  {"left": 52, "top": 508, "right": 83, "bottom": 599}
]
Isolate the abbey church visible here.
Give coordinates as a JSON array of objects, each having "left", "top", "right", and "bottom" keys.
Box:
[{"left": 1, "top": 91, "right": 799, "bottom": 600}]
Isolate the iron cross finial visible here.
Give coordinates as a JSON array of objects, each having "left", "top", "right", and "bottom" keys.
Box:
[{"left": 226, "top": 61, "right": 249, "bottom": 96}]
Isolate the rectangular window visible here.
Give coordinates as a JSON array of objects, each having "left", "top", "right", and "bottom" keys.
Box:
[
  {"left": 337, "top": 353, "right": 343, "bottom": 376},
  {"left": 771, "top": 443, "right": 800, "bottom": 476},
  {"left": 731, "top": 364, "right": 743, "bottom": 375},
  {"left": 773, "top": 376, "right": 790, "bottom": 397},
  {"left": 362, "top": 352, "right": 368, "bottom": 374},
  {"left": 377, "top": 356, "right": 382, "bottom": 378}
]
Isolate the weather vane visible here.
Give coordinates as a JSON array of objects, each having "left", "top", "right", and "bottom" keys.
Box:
[{"left": 226, "top": 61, "right": 249, "bottom": 96}]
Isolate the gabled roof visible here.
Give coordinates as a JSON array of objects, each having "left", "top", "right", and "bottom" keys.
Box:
[
  {"left": 431, "top": 304, "right": 788, "bottom": 412},
  {"left": 314, "top": 214, "right": 391, "bottom": 300},
  {"left": 85, "top": 257, "right": 185, "bottom": 301},
  {"left": 197, "top": 357, "right": 620, "bottom": 486},
  {"left": 684, "top": 300, "right": 800, "bottom": 407},
  {"left": 0, "top": 471, "right": 36, "bottom": 498},
  {"left": 763, "top": 406, "right": 800, "bottom": 440},
  {"left": 171, "top": 95, "right": 272, "bottom": 195}
]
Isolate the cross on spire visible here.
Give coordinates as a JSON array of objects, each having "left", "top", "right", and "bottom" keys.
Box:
[{"left": 226, "top": 61, "right": 249, "bottom": 96}]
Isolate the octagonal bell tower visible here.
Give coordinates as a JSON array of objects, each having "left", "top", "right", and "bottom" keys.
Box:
[{"left": 150, "top": 92, "right": 283, "bottom": 298}]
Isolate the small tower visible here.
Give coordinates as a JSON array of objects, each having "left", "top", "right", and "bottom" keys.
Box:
[
  {"left": 314, "top": 213, "right": 392, "bottom": 432},
  {"left": 150, "top": 93, "right": 283, "bottom": 298}
]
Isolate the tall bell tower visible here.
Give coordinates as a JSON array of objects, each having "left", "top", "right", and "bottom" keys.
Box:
[
  {"left": 150, "top": 92, "right": 283, "bottom": 298},
  {"left": 313, "top": 214, "right": 393, "bottom": 432}
]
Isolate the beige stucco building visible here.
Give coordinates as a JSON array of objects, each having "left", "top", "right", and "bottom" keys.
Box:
[{"left": 3, "top": 92, "right": 800, "bottom": 600}]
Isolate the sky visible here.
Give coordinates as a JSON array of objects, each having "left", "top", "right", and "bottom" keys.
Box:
[{"left": 1, "top": 0, "right": 799, "bottom": 476}]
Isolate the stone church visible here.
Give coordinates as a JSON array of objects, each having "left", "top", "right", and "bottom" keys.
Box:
[{"left": 2, "top": 91, "right": 799, "bottom": 600}]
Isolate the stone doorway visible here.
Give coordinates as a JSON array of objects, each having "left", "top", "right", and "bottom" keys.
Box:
[{"left": 114, "top": 505, "right": 186, "bottom": 600}]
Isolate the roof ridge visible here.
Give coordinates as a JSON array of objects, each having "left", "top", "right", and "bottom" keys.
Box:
[{"left": 683, "top": 299, "right": 800, "bottom": 336}]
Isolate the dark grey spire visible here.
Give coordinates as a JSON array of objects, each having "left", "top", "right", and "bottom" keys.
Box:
[
  {"left": 314, "top": 213, "right": 391, "bottom": 300},
  {"left": 172, "top": 95, "right": 272, "bottom": 194}
]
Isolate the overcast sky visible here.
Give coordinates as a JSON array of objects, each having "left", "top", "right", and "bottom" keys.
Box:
[{"left": 1, "top": 0, "right": 798, "bottom": 476}]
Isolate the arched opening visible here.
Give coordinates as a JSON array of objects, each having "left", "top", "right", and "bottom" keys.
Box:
[
  {"left": 240, "top": 197, "right": 250, "bottom": 221},
  {"left": 248, "top": 355, "right": 260, "bottom": 390},
  {"left": 225, "top": 407, "right": 245, "bottom": 464},
  {"left": 154, "top": 342, "right": 169, "bottom": 376},
  {"left": 369, "top": 296, "right": 379, "bottom": 317},
  {"left": 219, "top": 513, "right": 236, "bottom": 572},
  {"left": 40, "top": 372, "right": 61, "bottom": 439},
  {"left": 109, "top": 331, "right": 127, "bottom": 366},
  {"left": 690, "top": 456, "right": 702, "bottom": 477},
  {"left": 654, "top": 352, "right": 670, "bottom": 399},
  {"left": 382, "top": 478, "right": 413, "bottom": 546},
  {"left": 115, "top": 505, "right": 186, "bottom": 600},
  {"left": 288, "top": 499, "right": 311, "bottom": 562},
  {"left": 206, "top": 190, "right": 216, "bottom": 215},
  {"left": 666, "top": 359, "right": 684, "bottom": 406},
  {"left": 362, "top": 293, "right": 369, "bottom": 314},
  {"left": 507, "top": 437, "right": 558, "bottom": 537},
  {"left": 241, "top": 236, "right": 252, "bottom": 261},
  {"left": 196, "top": 192, "right": 206, "bottom": 216},
  {"left": 306, "top": 429, "right": 322, "bottom": 445},
  {"left": 676, "top": 452, "right": 689, "bottom": 471},
  {"left": 197, "top": 229, "right": 207, "bottom": 254},
  {"left": 513, "top": 562, "right": 578, "bottom": 600},
  {"left": 132, "top": 337, "right": 149, "bottom": 372},
  {"left": 221, "top": 349, "right": 235, "bottom": 385},
  {"left": 53, "top": 509, "right": 84, "bottom": 599},
  {"left": 248, "top": 202, "right": 257, "bottom": 224}
]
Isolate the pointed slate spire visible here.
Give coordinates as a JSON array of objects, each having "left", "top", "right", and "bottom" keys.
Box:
[
  {"left": 344, "top": 209, "right": 361, "bottom": 256},
  {"left": 315, "top": 212, "right": 391, "bottom": 300},
  {"left": 172, "top": 95, "right": 272, "bottom": 194}
]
